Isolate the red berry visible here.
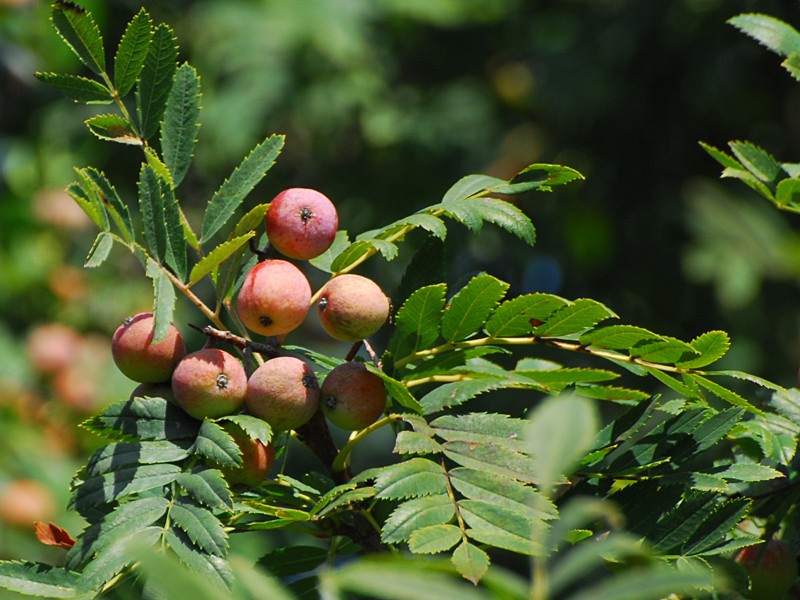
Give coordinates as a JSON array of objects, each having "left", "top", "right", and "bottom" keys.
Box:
[
  {"left": 171, "top": 349, "right": 247, "bottom": 420},
  {"left": 266, "top": 188, "right": 338, "bottom": 260},
  {"left": 321, "top": 362, "right": 387, "bottom": 430},
  {"left": 237, "top": 260, "right": 312, "bottom": 336},
  {"left": 246, "top": 356, "right": 320, "bottom": 431},
  {"left": 111, "top": 312, "right": 186, "bottom": 383}
]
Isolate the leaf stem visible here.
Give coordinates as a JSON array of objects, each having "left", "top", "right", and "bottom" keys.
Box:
[{"left": 395, "top": 334, "right": 707, "bottom": 376}]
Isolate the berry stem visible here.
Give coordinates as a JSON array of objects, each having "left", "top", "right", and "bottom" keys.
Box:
[{"left": 331, "top": 414, "right": 403, "bottom": 473}]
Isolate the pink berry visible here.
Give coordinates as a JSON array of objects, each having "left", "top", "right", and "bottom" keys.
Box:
[
  {"left": 237, "top": 260, "right": 312, "bottom": 336},
  {"left": 266, "top": 188, "right": 338, "bottom": 260}
]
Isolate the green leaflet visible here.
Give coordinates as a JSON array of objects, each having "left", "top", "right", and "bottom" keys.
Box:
[
  {"left": 699, "top": 141, "right": 742, "bottom": 170},
  {"left": 330, "top": 239, "right": 398, "bottom": 272},
  {"left": 139, "top": 166, "right": 167, "bottom": 261},
  {"left": 309, "top": 229, "right": 351, "bottom": 273},
  {"left": 170, "top": 498, "right": 228, "bottom": 556},
  {"left": 579, "top": 324, "right": 663, "bottom": 350},
  {"left": 257, "top": 546, "right": 328, "bottom": 578},
  {"left": 84, "top": 231, "right": 113, "bottom": 268},
  {"left": 533, "top": 298, "right": 617, "bottom": 337},
  {"left": 162, "top": 63, "right": 201, "bottom": 186},
  {"left": 114, "top": 8, "right": 153, "bottom": 97},
  {"left": 86, "top": 440, "right": 192, "bottom": 476},
  {"left": 381, "top": 495, "right": 455, "bottom": 544},
  {"left": 527, "top": 395, "right": 599, "bottom": 495},
  {"left": 729, "top": 13, "right": 800, "bottom": 57},
  {"left": 408, "top": 525, "right": 462, "bottom": 555},
  {"left": 325, "top": 556, "right": 489, "bottom": 600},
  {"left": 80, "top": 167, "right": 135, "bottom": 243},
  {"left": 66, "top": 497, "right": 170, "bottom": 570},
  {"left": 192, "top": 420, "right": 242, "bottom": 469},
  {"left": 484, "top": 293, "right": 567, "bottom": 337},
  {"left": 136, "top": 23, "right": 178, "bottom": 140},
  {"left": 218, "top": 414, "right": 273, "bottom": 445},
  {"left": 0, "top": 561, "right": 81, "bottom": 598},
  {"left": 450, "top": 541, "right": 489, "bottom": 585},
  {"left": 419, "top": 377, "right": 512, "bottom": 414},
  {"left": 389, "top": 283, "right": 447, "bottom": 361},
  {"left": 35, "top": 71, "right": 112, "bottom": 103},
  {"left": 441, "top": 273, "right": 509, "bottom": 342},
  {"left": 493, "top": 163, "right": 584, "bottom": 194},
  {"left": 164, "top": 527, "right": 233, "bottom": 592},
  {"left": 146, "top": 259, "right": 177, "bottom": 343},
  {"left": 190, "top": 232, "right": 255, "bottom": 285},
  {"left": 50, "top": 0, "right": 105, "bottom": 75},
  {"left": 449, "top": 468, "right": 557, "bottom": 522},
  {"left": 81, "top": 396, "right": 200, "bottom": 442},
  {"left": 78, "top": 526, "right": 163, "bottom": 594},
  {"left": 444, "top": 197, "right": 536, "bottom": 246},
  {"left": 373, "top": 457, "right": 447, "bottom": 499},
  {"left": 676, "top": 330, "right": 731, "bottom": 369},
  {"left": 176, "top": 467, "right": 233, "bottom": 510},
  {"left": 160, "top": 179, "right": 188, "bottom": 281},
  {"left": 442, "top": 174, "right": 503, "bottom": 204},
  {"left": 460, "top": 500, "right": 542, "bottom": 555},
  {"left": 200, "top": 134, "right": 284, "bottom": 243},
  {"left": 70, "top": 463, "right": 181, "bottom": 509},
  {"left": 729, "top": 140, "right": 782, "bottom": 183}
]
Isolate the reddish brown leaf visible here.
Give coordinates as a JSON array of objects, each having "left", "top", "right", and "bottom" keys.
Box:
[{"left": 34, "top": 521, "right": 76, "bottom": 549}]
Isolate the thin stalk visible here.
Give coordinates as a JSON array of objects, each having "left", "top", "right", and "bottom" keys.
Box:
[{"left": 331, "top": 414, "right": 403, "bottom": 473}]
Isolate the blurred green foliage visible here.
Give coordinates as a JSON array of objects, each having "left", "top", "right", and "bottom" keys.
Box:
[{"left": 2, "top": 0, "right": 800, "bottom": 563}]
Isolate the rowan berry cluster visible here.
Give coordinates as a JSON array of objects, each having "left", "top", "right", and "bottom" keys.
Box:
[{"left": 110, "top": 188, "right": 390, "bottom": 487}]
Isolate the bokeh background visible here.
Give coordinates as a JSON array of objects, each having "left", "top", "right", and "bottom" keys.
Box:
[{"left": 2, "top": 0, "right": 800, "bottom": 564}]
